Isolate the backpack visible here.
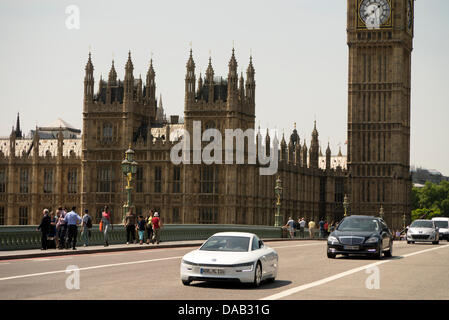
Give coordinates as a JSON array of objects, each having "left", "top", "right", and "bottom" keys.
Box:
[{"left": 86, "top": 216, "right": 92, "bottom": 228}]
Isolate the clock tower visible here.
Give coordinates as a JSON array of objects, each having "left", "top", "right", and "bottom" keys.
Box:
[{"left": 347, "top": 0, "right": 414, "bottom": 228}]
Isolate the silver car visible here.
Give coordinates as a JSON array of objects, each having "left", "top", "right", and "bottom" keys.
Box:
[{"left": 407, "top": 219, "right": 440, "bottom": 244}]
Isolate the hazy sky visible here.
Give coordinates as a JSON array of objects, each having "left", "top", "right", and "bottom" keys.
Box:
[{"left": 1, "top": 1, "right": 448, "bottom": 175}]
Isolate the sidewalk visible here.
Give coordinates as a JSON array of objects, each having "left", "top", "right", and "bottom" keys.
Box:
[{"left": 0, "top": 237, "right": 323, "bottom": 261}]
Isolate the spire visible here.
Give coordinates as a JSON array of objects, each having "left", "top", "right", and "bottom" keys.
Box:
[
  {"left": 156, "top": 94, "right": 165, "bottom": 122},
  {"left": 227, "top": 48, "right": 238, "bottom": 104},
  {"left": 245, "top": 55, "right": 255, "bottom": 104},
  {"left": 206, "top": 56, "right": 214, "bottom": 84},
  {"left": 290, "top": 122, "right": 300, "bottom": 147},
  {"left": 239, "top": 72, "right": 245, "bottom": 101},
  {"left": 338, "top": 146, "right": 343, "bottom": 157},
  {"left": 197, "top": 72, "right": 203, "bottom": 96},
  {"left": 301, "top": 139, "right": 308, "bottom": 168},
  {"left": 146, "top": 57, "right": 156, "bottom": 105},
  {"left": 124, "top": 51, "right": 134, "bottom": 102},
  {"left": 326, "top": 142, "right": 332, "bottom": 170},
  {"left": 185, "top": 49, "right": 196, "bottom": 103},
  {"left": 15, "top": 113, "right": 22, "bottom": 139},
  {"left": 108, "top": 60, "right": 117, "bottom": 86},
  {"left": 309, "top": 121, "right": 319, "bottom": 169},
  {"left": 84, "top": 52, "right": 94, "bottom": 102}
]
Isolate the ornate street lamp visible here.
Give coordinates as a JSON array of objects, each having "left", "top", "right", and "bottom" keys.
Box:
[
  {"left": 379, "top": 204, "right": 385, "bottom": 220},
  {"left": 121, "top": 145, "right": 138, "bottom": 219},
  {"left": 274, "top": 176, "right": 283, "bottom": 227},
  {"left": 343, "top": 194, "right": 349, "bottom": 217}
]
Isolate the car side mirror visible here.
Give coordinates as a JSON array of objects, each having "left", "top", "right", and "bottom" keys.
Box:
[{"left": 259, "top": 240, "right": 264, "bottom": 248}]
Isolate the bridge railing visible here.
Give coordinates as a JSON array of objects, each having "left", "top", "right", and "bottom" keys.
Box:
[{"left": 0, "top": 224, "right": 284, "bottom": 251}]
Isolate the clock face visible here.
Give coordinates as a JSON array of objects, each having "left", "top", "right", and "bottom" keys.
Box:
[{"left": 359, "top": 0, "right": 391, "bottom": 29}]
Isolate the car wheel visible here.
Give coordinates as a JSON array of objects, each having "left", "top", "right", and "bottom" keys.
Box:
[
  {"left": 266, "top": 276, "right": 275, "bottom": 283},
  {"left": 327, "top": 252, "right": 336, "bottom": 259},
  {"left": 432, "top": 240, "right": 439, "bottom": 245},
  {"left": 182, "top": 279, "right": 191, "bottom": 286},
  {"left": 253, "top": 262, "right": 262, "bottom": 287},
  {"left": 374, "top": 244, "right": 382, "bottom": 260},
  {"left": 407, "top": 241, "right": 411, "bottom": 244},
  {"left": 384, "top": 241, "right": 393, "bottom": 257}
]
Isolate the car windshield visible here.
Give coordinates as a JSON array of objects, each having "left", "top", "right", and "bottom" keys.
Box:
[
  {"left": 410, "top": 220, "right": 434, "bottom": 228},
  {"left": 433, "top": 221, "right": 448, "bottom": 229},
  {"left": 337, "top": 218, "right": 380, "bottom": 232},
  {"left": 199, "top": 236, "right": 250, "bottom": 252}
]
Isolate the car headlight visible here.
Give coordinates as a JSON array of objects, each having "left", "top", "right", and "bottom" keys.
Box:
[
  {"left": 365, "top": 237, "right": 379, "bottom": 244},
  {"left": 234, "top": 263, "right": 254, "bottom": 272},
  {"left": 182, "top": 259, "right": 195, "bottom": 266},
  {"left": 328, "top": 236, "right": 339, "bottom": 244}
]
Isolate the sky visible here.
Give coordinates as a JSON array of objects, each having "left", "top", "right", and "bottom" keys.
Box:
[{"left": 0, "top": 0, "right": 448, "bottom": 175}]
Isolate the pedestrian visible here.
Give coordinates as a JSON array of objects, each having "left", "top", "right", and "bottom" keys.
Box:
[
  {"left": 136, "top": 215, "right": 146, "bottom": 245},
  {"left": 56, "top": 207, "right": 68, "bottom": 249},
  {"left": 37, "top": 209, "right": 51, "bottom": 250},
  {"left": 299, "top": 218, "right": 306, "bottom": 238},
  {"left": 146, "top": 209, "right": 154, "bottom": 244},
  {"left": 324, "top": 220, "right": 329, "bottom": 237},
  {"left": 319, "top": 218, "right": 325, "bottom": 238},
  {"left": 330, "top": 221, "right": 335, "bottom": 233},
  {"left": 64, "top": 206, "right": 82, "bottom": 250},
  {"left": 308, "top": 219, "right": 316, "bottom": 239},
  {"left": 152, "top": 212, "right": 162, "bottom": 244},
  {"left": 47, "top": 210, "right": 57, "bottom": 249},
  {"left": 81, "top": 209, "right": 92, "bottom": 247},
  {"left": 284, "top": 217, "right": 295, "bottom": 239},
  {"left": 124, "top": 208, "right": 136, "bottom": 244},
  {"left": 101, "top": 205, "right": 113, "bottom": 247}
]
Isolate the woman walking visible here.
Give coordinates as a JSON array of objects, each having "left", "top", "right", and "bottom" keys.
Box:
[
  {"left": 136, "top": 216, "right": 146, "bottom": 245},
  {"left": 101, "top": 205, "right": 113, "bottom": 247},
  {"left": 146, "top": 209, "right": 154, "bottom": 244}
]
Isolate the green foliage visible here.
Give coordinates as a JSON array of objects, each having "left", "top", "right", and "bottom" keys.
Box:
[{"left": 411, "top": 181, "right": 449, "bottom": 221}]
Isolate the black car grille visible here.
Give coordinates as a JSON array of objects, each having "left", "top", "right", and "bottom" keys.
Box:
[
  {"left": 339, "top": 236, "right": 365, "bottom": 245},
  {"left": 412, "top": 234, "right": 429, "bottom": 240}
]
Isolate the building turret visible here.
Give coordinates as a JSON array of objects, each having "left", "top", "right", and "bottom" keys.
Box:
[
  {"left": 239, "top": 72, "right": 245, "bottom": 102},
  {"left": 326, "top": 142, "right": 332, "bottom": 170},
  {"left": 205, "top": 56, "right": 214, "bottom": 102},
  {"left": 265, "top": 128, "right": 270, "bottom": 157},
  {"left": 227, "top": 48, "right": 238, "bottom": 105},
  {"left": 106, "top": 60, "right": 117, "bottom": 104},
  {"left": 84, "top": 52, "right": 94, "bottom": 103},
  {"left": 136, "top": 75, "right": 143, "bottom": 103},
  {"left": 288, "top": 140, "right": 294, "bottom": 164},
  {"left": 15, "top": 113, "right": 22, "bottom": 139},
  {"left": 309, "top": 121, "right": 319, "bottom": 169},
  {"left": 197, "top": 73, "right": 203, "bottom": 98},
  {"left": 185, "top": 49, "right": 196, "bottom": 103},
  {"left": 245, "top": 56, "right": 255, "bottom": 104},
  {"left": 290, "top": 122, "right": 300, "bottom": 147},
  {"left": 280, "top": 133, "right": 287, "bottom": 162},
  {"left": 124, "top": 51, "right": 134, "bottom": 103},
  {"left": 302, "top": 140, "right": 308, "bottom": 168},
  {"left": 9, "top": 126, "right": 16, "bottom": 158},
  {"left": 295, "top": 140, "right": 301, "bottom": 165}
]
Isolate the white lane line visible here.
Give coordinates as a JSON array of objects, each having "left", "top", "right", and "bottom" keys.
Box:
[
  {"left": 261, "top": 244, "right": 449, "bottom": 300},
  {"left": 271, "top": 243, "right": 323, "bottom": 249},
  {"left": 0, "top": 263, "right": 11, "bottom": 265},
  {"left": 0, "top": 256, "right": 183, "bottom": 282}
]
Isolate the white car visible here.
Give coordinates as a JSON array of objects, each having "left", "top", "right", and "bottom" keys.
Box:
[
  {"left": 407, "top": 219, "right": 440, "bottom": 244},
  {"left": 180, "top": 232, "right": 278, "bottom": 287},
  {"left": 432, "top": 217, "right": 449, "bottom": 241}
]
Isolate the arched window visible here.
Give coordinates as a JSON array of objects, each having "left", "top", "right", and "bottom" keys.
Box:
[{"left": 102, "top": 123, "right": 113, "bottom": 144}]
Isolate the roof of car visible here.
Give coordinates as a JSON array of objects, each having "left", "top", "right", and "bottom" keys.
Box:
[
  {"left": 345, "top": 215, "right": 379, "bottom": 219},
  {"left": 432, "top": 217, "right": 449, "bottom": 220},
  {"left": 211, "top": 232, "right": 255, "bottom": 238}
]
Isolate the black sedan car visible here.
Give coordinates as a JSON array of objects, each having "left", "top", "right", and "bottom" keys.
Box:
[{"left": 327, "top": 215, "right": 393, "bottom": 259}]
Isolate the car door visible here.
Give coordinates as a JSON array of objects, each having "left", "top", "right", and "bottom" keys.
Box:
[
  {"left": 252, "top": 236, "right": 269, "bottom": 275},
  {"left": 380, "top": 221, "right": 391, "bottom": 249}
]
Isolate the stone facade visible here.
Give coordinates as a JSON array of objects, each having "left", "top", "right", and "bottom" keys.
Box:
[
  {"left": 347, "top": 0, "right": 414, "bottom": 228},
  {"left": 0, "top": 50, "right": 348, "bottom": 226}
]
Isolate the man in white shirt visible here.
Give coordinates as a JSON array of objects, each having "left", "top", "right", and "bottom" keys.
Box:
[
  {"left": 284, "top": 217, "right": 295, "bottom": 239},
  {"left": 298, "top": 218, "right": 306, "bottom": 238}
]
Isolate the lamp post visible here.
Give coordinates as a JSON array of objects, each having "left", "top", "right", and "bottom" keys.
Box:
[
  {"left": 274, "top": 176, "right": 283, "bottom": 227},
  {"left": 343, "top": 194, "right": 349, "bottom": 217},
  {"left": 402, "top": 212, "right": 406, "bottom": 230},
  {"left": 121, "top": 145, "right": 138, "bottom": 219},
  {"left": 379, "top": 205, "right": 385, "bottom": 220}
]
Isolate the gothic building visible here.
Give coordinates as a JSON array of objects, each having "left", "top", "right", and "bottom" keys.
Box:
[{"left": 0, "top": 49, "right": 347, "bottom": 226}]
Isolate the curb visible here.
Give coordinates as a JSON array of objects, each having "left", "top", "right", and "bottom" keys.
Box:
[{"left": 0, "top": 238, "right": 327, "bottom": 261}]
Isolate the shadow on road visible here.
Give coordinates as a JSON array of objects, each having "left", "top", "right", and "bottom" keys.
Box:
[
  {"left": 189, "top": 279, "right": 292, "bottom": 290},
  {"left": 335, "top": 255, "right": 404, "bottom": 261}
]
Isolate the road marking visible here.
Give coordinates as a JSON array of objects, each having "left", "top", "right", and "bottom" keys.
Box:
[
  {"left": 0, "top": 256, "right": 183, "bottom": 282},
  {"left": 271, "top": 242, "right": 323, "bottom": 249},
  {"left": 260, "top": 244, "right": 449, "bottom": 300}
]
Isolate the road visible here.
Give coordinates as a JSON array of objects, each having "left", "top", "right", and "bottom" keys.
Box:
[{"left": 0, "top": 240, "right": 448, "bottom": 300}]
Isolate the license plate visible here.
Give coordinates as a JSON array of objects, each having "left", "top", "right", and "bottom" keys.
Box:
[
  {"left": 343, "top": 245, "right": 360, "bottom": 250},
  {"left": 200, "top": 268, "right": 224, "bottom": 275}
]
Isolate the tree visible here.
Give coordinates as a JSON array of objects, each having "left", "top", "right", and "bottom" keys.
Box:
[{"left": 411, "top": 181, "right": 449, "bottom": 221}]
